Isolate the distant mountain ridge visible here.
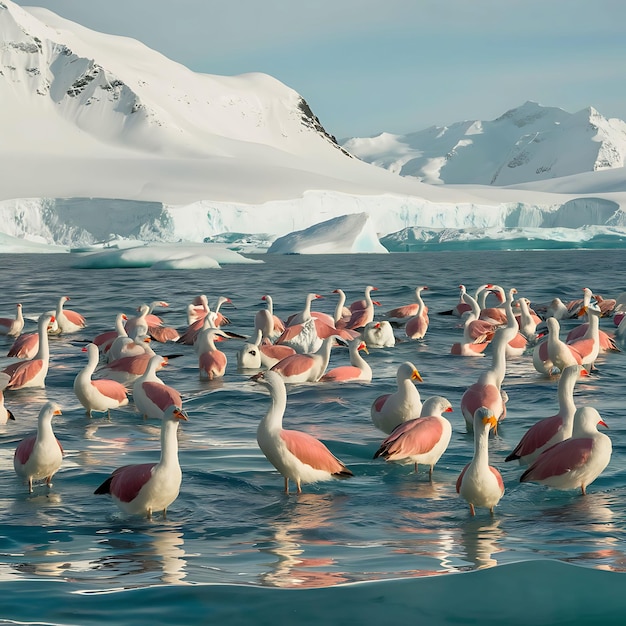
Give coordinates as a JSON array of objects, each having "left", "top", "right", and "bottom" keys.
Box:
[{"left": 342, "top": 101, "right": 626, "bottom": 186}]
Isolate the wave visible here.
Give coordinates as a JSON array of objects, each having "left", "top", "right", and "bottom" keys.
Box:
[{"left": 3, "top": 560, "right": 625, "bottom": 625}]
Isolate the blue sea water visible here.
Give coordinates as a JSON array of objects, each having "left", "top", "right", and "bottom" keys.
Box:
[{"left": 1, "top": 249, "right": 626, "bottom": 625}]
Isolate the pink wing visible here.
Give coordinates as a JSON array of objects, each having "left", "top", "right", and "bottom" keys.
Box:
[
  {"left": 271, "top": 355, "right": 314, "bottom": 377},
  {"left": 7, "top": 333, "right": 38, "bottom": 358},
  {"left": 260, "top": 344, "right": 296, "bottom": 361},
  {"left": 141, "top": 381, "right": 181, "bottom": 410},
  {"left": 93, "top": 330, "right": 118, "bottom": 350},
  {"left": 65, "top": 309, "right": 86, "bottom": 327},
  {"left": 387, "top": 304, "right": 419, "bottom": 318},
  {"left": 148, "top": 325, "right": 180, "bottom": 343},
  {"left": 373, "top": 394, "right": 391, "bottom": 413},
  {"left": 567, "top": 338, "right": 594, "bottom": 359},
  {"left": 199, "top": 351, "right": 227, "bottom": 376},
  {"left": 107, "top": 354, "right": 150, "bottom": 375},
  {"left": 320, "top": 366, "right": 362, "bottom": 382},
  {"left": 272, "top": 315, "right": 285, "bottom": 333},
  {"left": 91, "top": 379, "right": 128, "bottom": 402},
  {"left": 281, "top": 429, "right": 347, "bottom": 474},
  {"left": 491, "top": 466, "right": 505, "bottom": 494},
  {"left": 461, "top": 383, "right": 502, "bottom": 419},
  {"left": 538, "top": 340, "right": 549, "bottom": 361},
  {"left": 508, "top": 415, "right": 562, "bottom": 459},
  {"left": 5, "top": 359, "right": 43, "bottom": 389},
  {"left": 520, "top": 438, "right": 594, "bottom": 482},
  {"left": 145, "top": 314, "right": 164, "bottom": 326},
  {"left": 508, "top": 333, "right": 527, "bottom": 349},
  {"left": 378, "top": 417, "right": 444, "bottom": 458},
  {"left": 456, "top": 462, "right": 470, "bottom": 492},
  {"left": 110, "top": 463, "right": 156, "bottom": 502},
  {"left": 406, "top": 315, "right": 429, "bottom": 338},
  {"left": 14, "top": 436, "right": 36, "bottom": 466},
  {"left": 275, "top": 324, "right": 304, "bottom": 344},
  {"left": 177, "top": 319, "right": 203, "bottom": 345}
]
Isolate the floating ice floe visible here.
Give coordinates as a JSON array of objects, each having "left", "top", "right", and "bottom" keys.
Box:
[
  {"left": 0, "top": 232, "right": 68, "bottom": 254},
  {"left": 267, "top": 212, "right": 388, "bottom": 254},
  {"left": 72, "top": 242, "right": 261, "bottom": 269}
]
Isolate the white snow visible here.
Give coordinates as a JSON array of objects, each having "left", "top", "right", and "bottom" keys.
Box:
[{"left": 2, "top": 1, "right": 626, "bottom": 255}]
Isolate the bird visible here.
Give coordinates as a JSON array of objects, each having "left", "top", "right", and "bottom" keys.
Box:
[
  {"left": 386, "top": 286, "right": 430, "bottom": 320},
  {"left": 505, "top": 364, "right": 582, "bottom": 466},
  {"left": 2, "top": 313, "right": 54, "bottom": 390},
  {"left": 74, "top": 343, "right": 130, "bottom": 417},
  {"left": 566, "top": 300, "right": 601, "bottom": 371},
  {"left": 236, "top": 329, "right": 263, "bottom": 370},
  {"left": 340, "top": 286, "right": 378, "bottom": 330},
  {"left": 97, "top": 343, "right": 163, "bottom": 388},
  {"left": 94, "top": 405, "right": 188, "bottom": 518},
  {"left": 533, "top": 317, "right": 583, "bottom": 375},
  {"left": 450, "top": 289, "right": 494, "bottom": 356},
  {"left": 373, "top": 395, "right": 453, "bottom": 479},
  {"left": 370, "top": 361, "right": 423, "bottom": 434},
  {"left": 252, "top": 370, "right": 353, "bottom": 494},
  {"left": 197, "top": 327, "right": 229, "bottom": 380},
  {"left": 259, "top": 340, "right": 297, "bottom": 369},
  {"left": 92, "top": 313, "right": 128, "bottom": 355},
  {"left": 320, "top": 338, "right": 372, "bottom": 382},
  {"left": 7, "top": 331, "right": 40, "bottom": 359},
  {"left": 331, "top": 288, "right": 351, "bottom": 325},
  {"left": 49, "top": 296, "right": 87, "bottom": 334},
  {"left": 519, "top": 406, "right": 612, "bottom": 495},
  {"left": 254, "top": 294, "right": 285, "bottom": 341},
  {"left": 404, "top": 286, "right": 430, "bottom": 340},
  {"left": 361, "top": 320, "right": 396, "bottom": 348},
  {"left": 456, "top": 407, "right": 504, "bottom": 515},
  {"left": 14, "top": 401, "right": 64, "bottom": 493},
  {"left": 132, "top": 354, "right": 184, "bottom": 421},
  {"left": 545, "top": 297, "right": 569, "bottom": 321},
  {"left": 271, "top": 336, "right": 336, "bottom": 383},
  {"left": 124, "top": 304, "right": 150, "bottom": 340},
  {"left": 0, "top": 303, "right": 24, "bottom": 337},
  {"left": 460, "top": 291, "right": 519, "bottom": 432}
]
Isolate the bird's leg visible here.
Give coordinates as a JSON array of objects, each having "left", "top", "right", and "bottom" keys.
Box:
[
  {"left": 296, "top": 479, "right": 302, "bottom": 494},
  {"left": 283, "top": 477, "right": 290, "bottom": 494},
  {"left": 28, "top": 478, "right": 33, "bottom": 494},
  {"left": 146, "top": 508, "right": 153, "bottom": 520},
  {"left": 163, "top": 508, "right": 168, "bottom": 520},
  {"left": 489, "top": 506, "right": 495, "bottom": 516},
  {"left": 581, "top": 485, "right": 587, "bottom": 496},
  {"left": 428, "top": 466, "right": 433, "bottom": 482},
  {"left": 46, "top": 476, "right": 53, "bottom": 488},
  {"left": 469, "top": 503, "right": 475, "bottom": 516}
]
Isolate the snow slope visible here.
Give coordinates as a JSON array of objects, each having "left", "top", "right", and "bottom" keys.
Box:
[{"left": 2, "top": 0, "right": 626, "bottom": 253}]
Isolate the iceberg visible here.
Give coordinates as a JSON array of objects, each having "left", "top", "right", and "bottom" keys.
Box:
[
  {"left": 72, "top": 242, "right": 261, "bottom": 269},
  {"left": 267, "top": 213, "right": 388, "bottom": 254}
]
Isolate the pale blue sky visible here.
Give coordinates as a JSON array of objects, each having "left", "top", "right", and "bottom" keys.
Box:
[{"left": 14, "top": 0, "right": 626, "bottom": 138}]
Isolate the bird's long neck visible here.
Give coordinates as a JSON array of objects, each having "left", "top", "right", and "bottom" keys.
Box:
[
  {"left": 158, "top": 419, "right": 180, "bottom": 468},
  {"left": 36, "top": 319, "right": 50, "bottom": 360},
  {"left": 416, "top": 289, "right": 425, "bottom": 316},
  {"left": 349, "top": 344, "right": 366, "bottom": 369},
  {"left": 558, "top": 369, "right": 577, "bottom": 423},
  {"left": 473, "top": 425, "right": 491, "bottom": 467},
  {"left": 266, "top": 296, "right": 274, "bottom": 316},
  {"left": 334, "top": 291, "right": 346, "bottom": 322},
  {"left": 261, "top": 382, "right": 287, "bottom": 433},
  {"left": 302, "top": 295, "right": 315, "bottom": 320},
  {"left": 16, "top": 306, "right": 23, "bottom": 324},
  {"left": 37, "top": 415, "right": 55, "bottom": 445},
  {"left": 116, "top": 314, "right": 127, "bottom": 337},
  {"left": 488, "top": 329, "right": 508, "bottom": 386}
]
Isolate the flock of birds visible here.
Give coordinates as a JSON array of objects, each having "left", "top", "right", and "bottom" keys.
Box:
[{"left": 0, "top": 283, "right": 623, "bottom": 519}]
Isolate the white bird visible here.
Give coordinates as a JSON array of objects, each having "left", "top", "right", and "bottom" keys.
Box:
[
  {"left": 371, "top": 361, "right": 423, "bottom": 434},
  {"left": 14, "top": 402, "right": 64, "bottom": 493},
  {"left": 0, "top": 303, "right": 24, "bottom": 337},
  {"left": 456, "top": 407, "right": 504, "bottom": 515},
  {"left": 74, "top": 343, "right": 130, "bottom": 417},
  {"left": 520, "top": 406, "right": 612, "bottom": 495},
  {"left": 270, "top": 336, "right": 336, "bottom": 383},
  {"left": 253, "top": 370, "right": 353, "bottom": 494},
  {"left": 95, "top": 405, "right": 188, "bottom": 518},
  {"left": 49, "top": 296, "right": 86, "bottom": 334},
  {"left": 236, "top": 329, "right": 263, "bottom": 370},
  {"left": 0, "top": 372, "right": 15, "bottom": 424},
  {"left": 362, "top": 320, "right": 396, "bottom": 348},
  {"left": 374, "top": 395, "right": 453, "bottom": 479}
]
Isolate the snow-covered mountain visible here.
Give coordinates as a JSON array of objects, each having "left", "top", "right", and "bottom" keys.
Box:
[
  {"left": 342, "top": 101, "right": 626, "bottom": 186},
  {"left": 2, "top": 0, "right": 626, "bottom": 254}
]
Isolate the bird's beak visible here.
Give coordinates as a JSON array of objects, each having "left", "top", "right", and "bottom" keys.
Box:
[
  {"left": 483, "top": 415, "right": 498, "bottom": 430},
  {"left": 174, "top": 408, "right": 189, "bottom": 421},
  {"left": 578, "top": 306, "right": 588, "bottom": 317},
  {"left": 361, "top": 343, "right": 369, "bottom": 354},
  {"left": 598, "top": 420, "right": 609, "bottom": 429},
  {"left": 412, "top": 370, "right": 423, "bottom": 382},
  {"left": 8, "top": 410, "right": 15, "bottom": 421},
  {"left": 445, "top": 407, "right": 453, "bottom": 412},
  {"left": 250, "top": 372, "right": 264, "bottom": 382},
  {"left": 53, "top": 409, "right": 62, "bottom": 416}
]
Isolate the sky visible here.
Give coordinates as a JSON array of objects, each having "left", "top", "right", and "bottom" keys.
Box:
[{"left": 12, "top": 0, "right": 626, "bottom": 139}]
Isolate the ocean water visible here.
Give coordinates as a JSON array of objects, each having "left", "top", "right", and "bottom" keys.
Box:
[{"left": 1, "top": 249, "right": 626, "bottom": 625}]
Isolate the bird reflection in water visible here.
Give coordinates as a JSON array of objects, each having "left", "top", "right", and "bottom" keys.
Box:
[{"left": 260, "top": 493, "right": 349, "bottom": 588}]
